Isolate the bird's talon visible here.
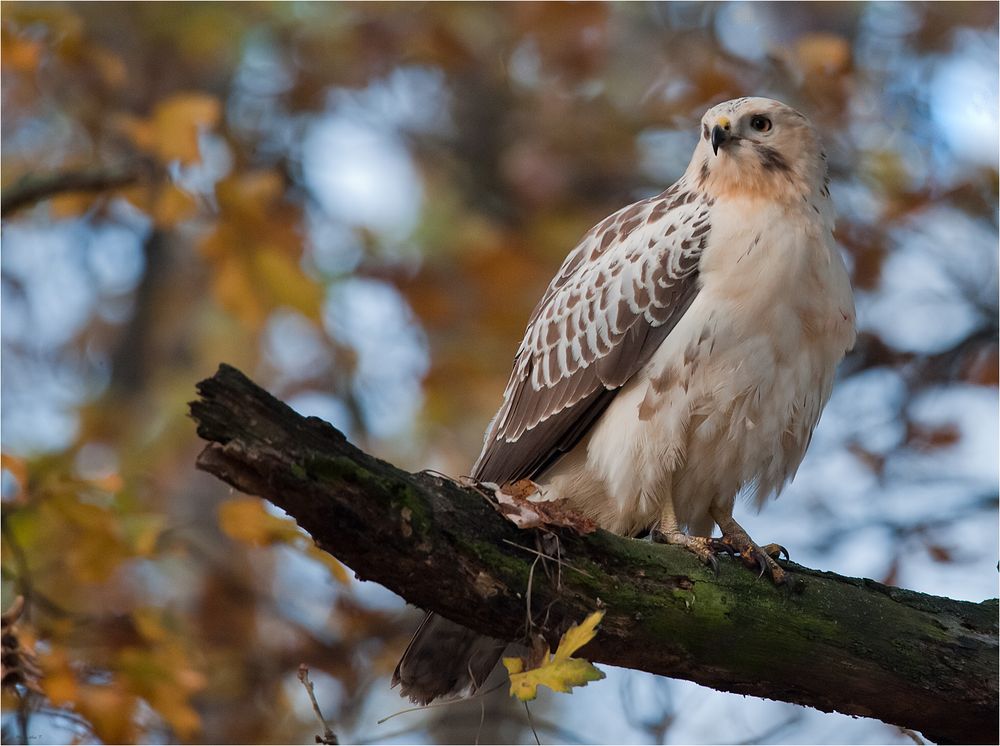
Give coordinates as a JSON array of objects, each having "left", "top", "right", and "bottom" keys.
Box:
[
  {"left": 761, "top": 543, "right": 789, "bottom": 561},
  {"left": 654, "top": 526, "right": 787, "bottom": 583},
  {"left": 715, "top": 528, "right": 788, "bottom": 585},
  {"left": 711, "top": 537, "right": 737, "bottom": 556},
  {"left": 652, "top": 530, "right": 719, "bottom": 570},
  {"left": 707, "top": 552, "right": 719, "bottom": 575}
]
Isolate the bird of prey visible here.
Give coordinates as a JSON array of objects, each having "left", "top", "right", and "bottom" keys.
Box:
[{"left": 394, "top": 96, "right": 857, "bottom": 705}]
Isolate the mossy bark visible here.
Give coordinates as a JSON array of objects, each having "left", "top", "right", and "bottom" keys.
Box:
[{"left": 191, "top": 364, "right": 998, "bottom": 745}]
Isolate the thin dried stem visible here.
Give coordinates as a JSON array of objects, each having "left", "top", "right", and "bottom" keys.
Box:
[{"left": 297, "top": 664, "right": 339, "bottom": 745}]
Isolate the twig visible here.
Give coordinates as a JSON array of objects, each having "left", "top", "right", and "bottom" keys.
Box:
[
  {"left": 525, "top": 553, "right": 540, "bottom": 637},
  {"left": 376, "top": 681, "right": 507, "bottom": 725},
  {"left": 1, "top": 164, "right": 141, "bottom": 217},
  {"left": 501, "top": 538, "right": 593, "bottom": 578},
  {"left": 525, "top": 714, "right": 596, "bottom": 745},
  {"left": 297, "top": 664, "right": 339, "bottom": 745},
  {"left": 523, "top": 701, "right": 541, "bottom": 746},
  {"left": 475, "top": 695, "right": 486, "bottom": 746}
]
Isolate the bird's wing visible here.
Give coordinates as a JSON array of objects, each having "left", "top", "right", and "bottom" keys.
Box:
[{"left": 472, "top": 184, "right": 713, "bottom": 484}]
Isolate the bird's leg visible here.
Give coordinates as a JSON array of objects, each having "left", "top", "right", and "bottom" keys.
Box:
[
  {"left": 710, "top": 506, "right": 788, "bottom": 584},
  {"left": 651, "top": 514, "right": 720, "bottom": 573}
]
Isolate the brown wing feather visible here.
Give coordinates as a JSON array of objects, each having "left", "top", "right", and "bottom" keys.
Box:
[{"left": 472, "top": 183, "right": 711, "bottom": 484}]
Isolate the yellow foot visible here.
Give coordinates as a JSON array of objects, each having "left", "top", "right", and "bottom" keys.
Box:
[
  {"left": 651, "top": 530, "right": 721, "bottom": 573},
  {"left": 653, "top": 517, "right": 789, "bottom": 584},
  {"left": 715, "top": 530, "right": 788, "bottom": 584}
]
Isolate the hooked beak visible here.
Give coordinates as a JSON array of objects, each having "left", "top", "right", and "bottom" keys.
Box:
[{"left": 711, "top": 124, "right": 729, "bottom": 156}]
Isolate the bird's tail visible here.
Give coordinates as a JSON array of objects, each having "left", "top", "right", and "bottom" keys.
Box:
[{"left": 392, "top": 612, "right": 507, "bottom": 705}]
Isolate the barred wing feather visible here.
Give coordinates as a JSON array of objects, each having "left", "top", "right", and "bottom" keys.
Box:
[{"left": 472, "top": 184, "right": 713, "bottom": 484}]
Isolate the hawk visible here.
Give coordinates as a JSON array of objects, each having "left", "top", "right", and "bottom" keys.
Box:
[{"left": 394, "top": 97, "right": 856, "bottom": 704}]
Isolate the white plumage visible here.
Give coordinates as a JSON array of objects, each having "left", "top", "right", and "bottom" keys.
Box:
[
  {"left": 543, "top": 191, "right": 854, "bottom": 536},
  {"left": 395, "top": 96, "right": 856, "bottom": 705}
]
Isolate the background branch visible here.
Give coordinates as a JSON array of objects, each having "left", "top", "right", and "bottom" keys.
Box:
[
  {"left": 0, "top": 164, "right": 141, "bottom": 217},
  {"left": 190, "top": 364, "right": 998, "bottom": 745}
]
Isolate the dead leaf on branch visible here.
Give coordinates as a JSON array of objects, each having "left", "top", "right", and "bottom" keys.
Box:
[
  {"left": 461, "top": 476, "right": 598, "bottom": 534},
  {"left": 502, "top": 610, "right": 606, "bottom": 701}
]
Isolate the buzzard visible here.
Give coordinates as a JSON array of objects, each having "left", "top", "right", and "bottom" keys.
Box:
[{"left": 394, "top": 97, "right": 856, "bottom": 704}]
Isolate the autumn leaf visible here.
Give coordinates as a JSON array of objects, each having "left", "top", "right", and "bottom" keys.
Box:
[
  {"left": 49, "top": 191, "right": 99, "bottom": 219},
  {"left": 41, "top": 491, "right": 132, "bottom": 583},
  {"left": 38, "top": 647, "right": 79, "bottom": 706},
  {"left": 490, "top": 478, "right": 598, "bottom": 533},
  {"left": 151, "top": 93, "right": 222, "bottom": 164},
  {"left": 117, "top": 644, "right": 206, "bottom": 739},
  {"left": 0, "top": 28, "right": 43, "bottom": 74},
  {"left": 218, "top": 497, "right": 349, "bottom": 584},
  {"left": 197, "top": 171, "right": 323, "bottom": 329},
  {"left": 152, "top": 184, "right": 199, "bottom": 228},
  {"left": 305, "top": 544, "right": 351, "bottom": 584},
  {"left": 120, "top": 513, "right": 166, "bottom": 556},
  {"left": 217, "top": 496, "right": 302, "bottom": 546},
  {"left": 0, "top": 453, "right": 28, "bottom": 499},
  {"left": 503, "top": 610, "right": 605, "bottom": 701},
  {"left": 215, "top": 170, "right": 284, "bottom": 217},
  {"left": 210, "top": 251, "right": 270, "bottom": 329},
  {"left": 117, "top": 180, "right": 197, "bottom": 228},
  {"left": 794, "top": 33, "right": 851, "bottom": 76},
  {"left": 76, "top": 683, "right": 140, "bottom": 744},
  {"left": 252, "top": 248, "right": 325, "bottom": 320},
  {"left": 117, "top": 92, "right": 221, "bottom": 165},
  {"left": 89, "top": 46, "right": 127, "bottom": 89}
]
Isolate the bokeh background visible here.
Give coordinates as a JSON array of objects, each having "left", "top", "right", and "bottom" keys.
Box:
[{"left": 1, "top": 2, "right": 997, "bottom": 744}]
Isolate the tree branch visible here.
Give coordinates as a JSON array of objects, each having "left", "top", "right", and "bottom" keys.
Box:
[
  {"left": 0, "top": 164, "right": 140, "bottom": 217},
  {"left": 189, "top": 364, "right": 998, "bottom": 745}
]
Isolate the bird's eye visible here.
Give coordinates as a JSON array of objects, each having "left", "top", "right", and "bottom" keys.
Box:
[{"left": 750, "top": 116, "right": 772, "bottom": 132}]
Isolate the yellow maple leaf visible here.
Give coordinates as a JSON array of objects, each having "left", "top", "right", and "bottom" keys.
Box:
[{"left": 503, "top": 610, "right": 606, "bottom": 701}]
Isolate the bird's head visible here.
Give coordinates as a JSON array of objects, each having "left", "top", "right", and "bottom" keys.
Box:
[{"left": 691, "top": 97, "right": 827, "bottom": 203}]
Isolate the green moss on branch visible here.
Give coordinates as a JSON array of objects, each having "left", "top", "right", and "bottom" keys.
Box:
[{"left": 191, "top": 363, "right": 999, "bottom": 745}]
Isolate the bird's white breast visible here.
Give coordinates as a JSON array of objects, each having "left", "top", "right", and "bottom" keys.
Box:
[{"left": 538, "top": 198, "right": 855, "bottom": 536}]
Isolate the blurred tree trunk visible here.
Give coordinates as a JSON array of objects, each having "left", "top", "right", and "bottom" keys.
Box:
[{"left": 190, "top": 364, "right": 999, "bottom": 746}]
